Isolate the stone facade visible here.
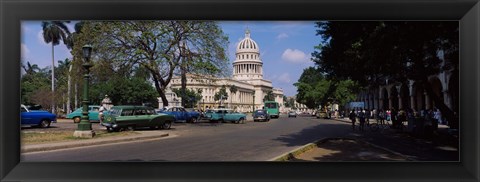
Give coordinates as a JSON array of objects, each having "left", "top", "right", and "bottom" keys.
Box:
[{"left": 158, "top": 29, "right": 284, "bottom": 112}]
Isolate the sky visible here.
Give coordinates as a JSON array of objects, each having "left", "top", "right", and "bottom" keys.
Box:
[{"left": 21, "top": 21, "right": 320, "bottom": 97}]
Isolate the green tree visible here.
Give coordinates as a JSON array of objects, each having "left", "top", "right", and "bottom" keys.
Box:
[
  {"left": 214, "top": 85, "right": 228, "bottom": 106},
  {"left": 172, "top": 88, "right": 203, "bottom": 108},
  {"left": 21, "top": 61, "right": 50, "bottom": 105},
  {"left": 41, "top": 21, "right": 71, "bottom": 113},
  {"left": 263, "top": 90, "right": 275, "bottom": 102},
  {"left": 75, "top": 21, "right": 229, "bottom": 108},
  {"left": 229, "top": 85, "right": 238, "bottom": 108}
]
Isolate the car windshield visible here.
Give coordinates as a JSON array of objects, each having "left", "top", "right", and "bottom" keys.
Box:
[
  {"left": 255, "top": 110, "right": 264, "bottom": 114},
  {"left": 109, "top": 108, "right": 122, "bottom": 116}
]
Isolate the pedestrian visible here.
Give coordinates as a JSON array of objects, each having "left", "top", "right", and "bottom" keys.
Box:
[
  {"left": 378, "top": 109, "right": 385, "bottom": 125},
  {"left": 99, "top": 105, "right": 105, "bottom": 125},
  {"left": 349, "top": 110, "right": 357, "bottom": 131},
  {"left": 358, "top": 109, "right": 366, "bottom": 132},
  {"left": 386, "top": 109, "right": 391, "bottom": 121},
  {"left": 391, "top": 108, "right": 398, "bottom": 129},
  {"left": 365, "top": 109, "right": 371, "bottom": 126}
]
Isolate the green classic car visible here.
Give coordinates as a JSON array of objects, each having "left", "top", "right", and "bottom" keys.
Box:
[
  {"left": 209, "top": 109, "right": 247, "bottom": 124},
  {"left": 102, "top": 105, "right": 175, "bottom": 132}
]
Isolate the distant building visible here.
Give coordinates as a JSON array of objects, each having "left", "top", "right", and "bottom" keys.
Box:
[{"left": 158, "top": 29, "right": 284, "bottom": 112}]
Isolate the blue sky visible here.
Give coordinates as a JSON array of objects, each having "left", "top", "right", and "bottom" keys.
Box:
[{"left": 21, "top": 21, "right": 320, "bottom": 97}]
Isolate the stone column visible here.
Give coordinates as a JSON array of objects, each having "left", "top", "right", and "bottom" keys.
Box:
[
  {"left": 410, "top": 95, "right": 416, "bottom": 111},
  {"left": 443, "top": 90, "right": 452, "bottom": 109},
  {"left": 425, "top": 92, "right": 431, "bottom": 110},
  {"left": 398, "top": 94, "right": 402, "bottom": 110},
  {"left": 388, "top": 97, "right": 393, "bottom": 110}
]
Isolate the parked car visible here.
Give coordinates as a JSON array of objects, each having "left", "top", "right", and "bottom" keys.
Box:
[
  {"left": 311, "top": 111, "right": 317, "bottom": 116},
  {"left": 158, "top": 106, "right": 201, "bottom": 123},
  {"left": 288, "top": 111, "right": 297, "bottom": 118},
  {"left": 21, "top": 104, "right": 56, "bottom": 128},
  {"left": 209, "top": 108, "right": 247, "bottom": 124},
  {"left": 203, "top": 109, "right": 214, "bottom": 119},
  {"left": 253, "top": 109, "right": 270, "bottom": 122},
  {"left": 316, "top": 110, "right": 329, "bottom": 119},
  {"left": 102, "top": 105, "right": 175, "bottom": 132},
  {"left": 66, "top": 105, "right": 101, "bottom": 123}
]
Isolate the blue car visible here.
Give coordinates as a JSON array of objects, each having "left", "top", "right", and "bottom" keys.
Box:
[
  {"left": 21, "top": 104, "right": 57, "bottom": 128},
  {"left": 158, "top": 106, "right": 201, "bottom": 123}
]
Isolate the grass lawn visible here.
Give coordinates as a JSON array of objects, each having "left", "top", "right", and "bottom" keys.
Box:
[{"left": 21, "top": 130, "right": 139, "bottom": 145}]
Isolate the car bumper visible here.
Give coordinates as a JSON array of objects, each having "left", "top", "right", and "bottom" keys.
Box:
[{"left": 101, "top": 122, "right": 119, "bottom": 128}]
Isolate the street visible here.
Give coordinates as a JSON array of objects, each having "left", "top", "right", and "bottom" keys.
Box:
[{"left": 22, "top": 115, "right": 353, "bottom": 161}]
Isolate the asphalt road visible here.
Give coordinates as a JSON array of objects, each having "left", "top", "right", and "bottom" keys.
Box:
[{"left": 22, "top": 115, "right": 353, "bottom": 162}]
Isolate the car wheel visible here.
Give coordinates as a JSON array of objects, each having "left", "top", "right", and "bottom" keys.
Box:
[
  {"left": 239, "top": 117, "right": 245, "bottom": 124},
  {"left": 126, "top": 125, "right": 135, "bottom": 131},
  {"left": 73, "top": 117, "right": 81, "bottom": 123},
  {"left": 39, "top": 120, "right": 51, "bottom": 128},
  {"left": 162, "top": 121, "right": 172, "bottom": 130}
]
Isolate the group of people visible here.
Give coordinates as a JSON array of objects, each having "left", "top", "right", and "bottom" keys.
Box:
[{"left": 348, "top": 107, "right": 446, "bottom": 133}]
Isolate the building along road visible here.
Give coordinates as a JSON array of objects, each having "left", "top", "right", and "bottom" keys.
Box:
[{"left": 22, "top": 115, "right": 353, "bottom": 162}]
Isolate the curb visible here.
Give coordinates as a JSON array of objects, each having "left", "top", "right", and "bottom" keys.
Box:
[
  {"left": 269, "top": 137, "right": 413, "bottom": 161},
  {"left": 22, "top": 133, "right": 169, "bottom": 153}
]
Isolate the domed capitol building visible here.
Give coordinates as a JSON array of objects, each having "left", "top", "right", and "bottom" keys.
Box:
[{"left": 159, "top": 29, "right": 285, "bottom": 112}]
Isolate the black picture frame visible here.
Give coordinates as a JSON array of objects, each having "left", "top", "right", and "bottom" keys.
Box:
[{"left": 1, "top": 0, "right": 478, "bottom": 181}]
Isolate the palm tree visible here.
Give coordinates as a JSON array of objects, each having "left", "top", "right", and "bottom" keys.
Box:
[
  {"left": 263, "top": 90, "right": 274, "bottom": 102},
  {"left": 42, "top": 21, "right": 71, "bottom": 113},
  {"left": 229, "top": 85, "right": 238, "bottom": 108},
  {"left": 22, "top": 61, "right": 40, "bottom": 75}
]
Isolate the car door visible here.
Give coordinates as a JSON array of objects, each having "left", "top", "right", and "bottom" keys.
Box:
[
  {"left": 133, "top": 108, "right": 149, "bottom": 127},
  {"left": 89, "top": 106, "right": 100, "bottom": 121},
  {"left": 20, "top": 106, "right": 33, "bottom": 125},
  {"left": 179, "top": 108, "right": 188, "bottom": 120}
]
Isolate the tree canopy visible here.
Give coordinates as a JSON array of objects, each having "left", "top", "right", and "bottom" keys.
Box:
[{"left": 312, "top": 21, "right": 459, "bottom": 128}]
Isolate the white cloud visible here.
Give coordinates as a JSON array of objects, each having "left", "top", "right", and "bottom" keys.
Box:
[
  {"left": 21, "top": 44, "right": 30, "bottom": 60},
  {"left": 276, "top": 33, "right": 289, "bottom": 40},
  {"left": 281, "top": 49, "right": 309, "bottom": 63},
  {"left": 277, "top": 73, "right": 291, "bottom": 83}
]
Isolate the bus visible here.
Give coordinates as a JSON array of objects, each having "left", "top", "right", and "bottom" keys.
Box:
[{"left": 264, "top": 101, "right": 280, "bottom": 118}]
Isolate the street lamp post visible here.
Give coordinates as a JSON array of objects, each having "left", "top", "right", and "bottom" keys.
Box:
[
  {"left": 73, "top": 44, "right": 95, "bottom": 138},
  {"left": 252, "top": 92, "right": 255, "bottom": 113}
]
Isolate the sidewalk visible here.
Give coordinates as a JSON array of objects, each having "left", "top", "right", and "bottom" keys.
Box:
[
  {"left": 22, "top": 130, "right": 169, "bottom": 153},
  {"left": 276, "top": 117, "right": 459, "bottom": 161}
]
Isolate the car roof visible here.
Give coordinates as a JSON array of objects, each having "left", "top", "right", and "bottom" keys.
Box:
[{"left": 111, "top": 105, "right": 153, "bottom": 110}]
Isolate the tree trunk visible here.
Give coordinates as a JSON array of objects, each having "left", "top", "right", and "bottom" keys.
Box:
[
  {"left": 51, "top": 44, "right": 55, "bottom": 114},
  {"left": 67, "top": 65, "right": 72, "bottom": 114},
  {"left": 74, "top": 83, "right": 78, "bottom": 109},
  {"left": 181, "top": 65, "right": 187, "bottom": 107},
  {"left": 421, "top": 78, "right": 458, "bottom": 129}
]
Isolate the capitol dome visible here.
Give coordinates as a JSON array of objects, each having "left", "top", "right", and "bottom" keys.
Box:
[
  {"left": 233, "top": 29, "right": 263, "bottom": 80},
  {"left": 236, "top": 29, "right": 259, "bottom": 53}
]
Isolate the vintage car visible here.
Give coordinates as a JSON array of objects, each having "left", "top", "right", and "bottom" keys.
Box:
[
  {"left": 102, "top": 105, "right": 175, "bottom": 132},
  {"left": 66, "top": 105, "right": 101, "bottom": 123},
  {"left": 203, "top": 109, "right": 214, "bottom": 119},
  {"left": 21, "top": 104, "right": 57, "bottom": 128},
  {"left": 316, "top": 110, "right": 329, "bottom": 119},
  {"left": 288, "top": 111, "right": 297, "bottom": 118},
  {"left": 209, "top": 109, "right": 247, "bottom": 124},
  {"left": 253, "top": 109, "right": 270, "bottom": 122},
  {"left": 157, "top": 106, "right": 201, "bottom": 123}
]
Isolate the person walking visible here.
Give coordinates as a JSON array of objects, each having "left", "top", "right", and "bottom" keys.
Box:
[
  {"left": 99, "top": 105, "right": 105, "bottom": 125},
  {"left": 365, "top": 109, "right": 371, "bottom": 126},
  {"left": 349, "top": 110, "right": 357, "bottom": 131},
  {"left": 358, "top": 109, "right": 366, "bottom": 132},
  {"left": 378, "top": 109, "right": 385, "bottom": 125},
  {"left": 391, "top": 108, "right": 398, "bottom": 129}
]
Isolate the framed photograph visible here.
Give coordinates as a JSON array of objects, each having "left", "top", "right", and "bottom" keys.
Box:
[{"left": 1, "top": 0, "right": 478, "bottom": 181}]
